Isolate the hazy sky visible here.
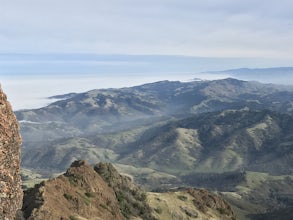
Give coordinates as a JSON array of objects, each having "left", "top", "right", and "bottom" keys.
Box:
[
  {"left": 1, "top": 0, "right": 293, "bottom": 59},
  {"left": 1, "top": 0, "right": 293, "bottom": 110}
]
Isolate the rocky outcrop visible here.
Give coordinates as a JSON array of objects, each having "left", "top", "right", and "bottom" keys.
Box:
[
  {"left": 95, "top": 162, "right": 156, "bottom": 220},
  {"left": 22, "top": 160, "right": 124, "bottom": 220},
  {"left": 187, "top": 188, "right": 234, "bottom": 216},
  {"left": 22, "top": 160, "right": 236, "bottom": 220},
  {"left": 0, "top": 85, "right": 23, "bottom": 220},
  {"left": 22, "top": 160, "right": 157, "bottom": 220}
]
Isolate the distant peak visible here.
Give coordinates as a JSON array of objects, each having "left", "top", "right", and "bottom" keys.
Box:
[{"left": 215, "top": 77, "right": 246, "bottom": 84}]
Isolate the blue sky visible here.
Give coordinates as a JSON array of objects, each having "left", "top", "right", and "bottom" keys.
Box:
[{"left": 1, "top": 0, "right": 293, "bottom": 110}]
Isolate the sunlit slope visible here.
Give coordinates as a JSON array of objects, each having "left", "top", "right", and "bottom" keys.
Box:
[
  {"left": 120, "top": 109, "right": 293, "bottom": 175},
  {"left": 21, "top": 109, "right": 293, "bottom": 177}
]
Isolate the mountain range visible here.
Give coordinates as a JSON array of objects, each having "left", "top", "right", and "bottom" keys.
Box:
[
  {"left": 16, "top": 78, "right": 293, "bottom": 141},
  {"left": 0, "top": 84, "right": 237, "bottom": 220},
  {"left": 15, "top": 78, "right": 293, "bottom": 219},
  {"left": 205, "top": 67, "right": 293, "bottom": 85}
]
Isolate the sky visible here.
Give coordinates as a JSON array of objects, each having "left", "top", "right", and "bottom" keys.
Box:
[
  {"left": 1, "top": 0, "right": 293, "bottom": 57},
  {"left": 1, "top": 0, "right": 293, "bottom": 110}
]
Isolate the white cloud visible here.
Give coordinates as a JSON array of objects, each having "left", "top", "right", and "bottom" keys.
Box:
[{"left": 1, "top": 0, "right": 293, "bottom": 58}]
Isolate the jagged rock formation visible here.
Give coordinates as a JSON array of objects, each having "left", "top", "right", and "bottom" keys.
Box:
[
  {"left": 0, "top": 85, "right": 23, "bottom": 220},
  {"left": 94, "top": 162, "right": 156, "bottom": 220},
  {"left": 22, "top": 160, "right": 124, "bottom": 220},
  {"left": 22, "top": 160, "right": 157, "bottom": 220}
]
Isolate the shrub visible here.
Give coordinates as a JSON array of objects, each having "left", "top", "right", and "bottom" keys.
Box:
[
  {"left": 100, "top": 203, "right": 108, "bottom": 209},
  {"left": 63, "top": 193, "right": 73, "bottom": 201},
  {"left": 68, "top": 176, "right": 78, "bottom": 187},
  {"left": 177, "top": 195, "right": 188, "bottom": 201},
  {"left": 154, "top": 207, "right": 163, "bottom": 214},
  {"left": 217, "top": 207, "right": 229, "bottom": 215},
  {"left": 85, "top": 192, "right": 95, "bottom": 198}
]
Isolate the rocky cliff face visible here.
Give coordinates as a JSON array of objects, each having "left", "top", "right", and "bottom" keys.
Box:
[
  {"left": 0, "top": 86, "right": 23, "bottom": 219},
  {"left": 95, "top": 162, "right": 156, "bottom": 220}
]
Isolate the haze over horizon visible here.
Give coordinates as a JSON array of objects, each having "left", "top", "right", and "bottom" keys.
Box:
[
  {"left": 1, "top": 0, "right": 293, "bottom": 58},
  {"left": 2, "top": 70, "right": 232, "bottom": 110},
  {"left": 1, "top": 0, "right": 293, "bottom": 110}
]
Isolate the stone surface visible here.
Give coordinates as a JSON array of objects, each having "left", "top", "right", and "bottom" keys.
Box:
[{"left": 0, "top": 85, "right": 23, "bottom": 219}]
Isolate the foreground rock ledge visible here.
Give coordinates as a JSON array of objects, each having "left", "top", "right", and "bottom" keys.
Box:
[{"left": 0, "top": 85, "right": 23, "bottom": 220}]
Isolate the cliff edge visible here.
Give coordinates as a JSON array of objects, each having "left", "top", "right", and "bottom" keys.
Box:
[{"left": 0, "top": 85, "right": 23, "bottom": 219}]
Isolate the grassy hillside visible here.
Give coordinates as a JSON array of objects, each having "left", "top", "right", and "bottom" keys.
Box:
[
  {"left": 221, "top": 172, "right": 293, "bottom": 220},
  {"left": 148, "top": 189, "right": 235, "bottom": 220},
  {"left": 119, "top": 109, "right": 293, "bottom": 175}
]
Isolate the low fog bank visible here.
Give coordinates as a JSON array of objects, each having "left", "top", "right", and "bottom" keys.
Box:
[
  {"left": 3, "top": 70, "right": 293, "bottom": 111},
  {"left": 2, "top": 73, "right": 230, "bottom": 110}
]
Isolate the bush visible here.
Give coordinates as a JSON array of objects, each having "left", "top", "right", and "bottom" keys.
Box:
[
  {"left": 68, "top": 176, "right": 78, "bottom": 187},
  {"left": 85, "top": 192, "right": 95, "bottom": 198},
  {"left": 217, "top": 207, "right": 229, "bottom": 215},
  {"left": 177, "top": 195, "right": 188, "bottom": 201},
  {"left": 154, "top": 207, "right": 163, "bottom": 214},
  {"left": 63, "top": 193, "right": 73, "bottom": 201}
]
